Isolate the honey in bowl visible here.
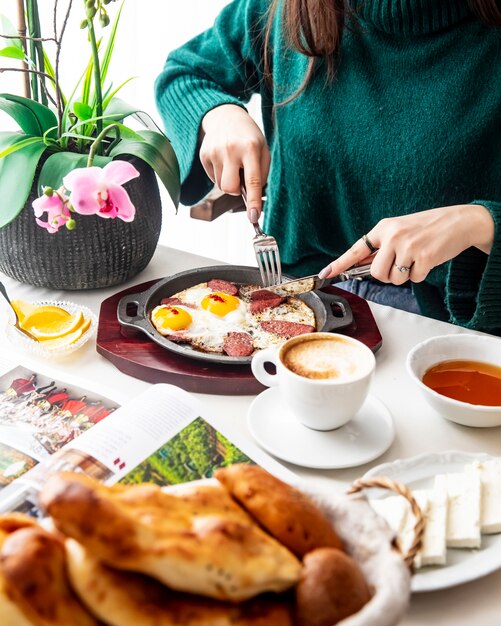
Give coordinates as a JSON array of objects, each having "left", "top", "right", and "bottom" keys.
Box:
[{"left": 422, "top": 360, "right": 501, "bottom": 406}]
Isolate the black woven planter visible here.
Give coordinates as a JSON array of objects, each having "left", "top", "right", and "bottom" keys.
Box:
[{"left": 0, "top": 156, "right": 162, "bottom": 290}]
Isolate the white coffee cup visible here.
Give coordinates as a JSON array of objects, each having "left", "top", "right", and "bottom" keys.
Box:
[{"left": 251, "top": 332, "right": 375, "bottom": 431}]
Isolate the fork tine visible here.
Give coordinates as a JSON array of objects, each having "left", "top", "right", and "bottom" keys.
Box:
[
  {"left": 266, "top": 249, "right": 278, "bottom": 286},
  {"left": 270, "top": 248, "right": 282, "bottom": 285},
  {"left": 261, "top": 251, "right": 273, "bottom": 287},
  {"left": 256, "top": 253, "right": 267, "bottom": 286},
  {"left": 273, "top": 250, "right": 282, "bottom": 285}
]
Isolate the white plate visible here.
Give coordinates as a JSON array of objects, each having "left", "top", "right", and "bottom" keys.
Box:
[
  {"left": 364, "top": 450, "right": 501, "bottom": 592},
  {"left": 247, "top": 388, "right": 394, "bottom": 469}
]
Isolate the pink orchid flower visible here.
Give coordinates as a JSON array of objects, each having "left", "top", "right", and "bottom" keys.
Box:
[
  {"left": 32, "top": 191, "right": 71, "bottom": 234},
  {"left": 63, "top": 160, "right": 140, "bottom": 222}
]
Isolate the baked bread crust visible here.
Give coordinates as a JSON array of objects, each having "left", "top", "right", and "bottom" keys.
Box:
[
  {"left": 295, "top": 548, "right": 372, "bottom": 626},
  {"left": 215, "top": 465, "right": 344, "bottom": 557},
  {"left": 40, "top": 473, "right": 301, "bottom": 601},
  {"left": 0, "top": 515, "right": 40, "bottom": 626},
  {"left": 0, "top": 525, "right": 98, "bottom": 626},
  {"left": 66, "top": 538, "right": 294, "bottom": 626}
]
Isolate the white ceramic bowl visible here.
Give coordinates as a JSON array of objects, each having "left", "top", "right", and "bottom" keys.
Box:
[{"left": 406, "top": 333, "right": 501, "bottom": 428}]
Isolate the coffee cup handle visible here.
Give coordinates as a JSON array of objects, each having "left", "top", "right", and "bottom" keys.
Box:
[{"left": 251, "top": 348, "right": 280, "bottom": 387}]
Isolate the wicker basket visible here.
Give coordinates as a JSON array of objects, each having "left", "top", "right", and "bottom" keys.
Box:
[
  {"left": 0, "top": 156, "right": 162, "bottom": 290},
  {"left": 299, "top": 476, "right": 425, "bottom": 626},
  {"left": 165, "top": 476, "right": 423, "bottom": 626}
]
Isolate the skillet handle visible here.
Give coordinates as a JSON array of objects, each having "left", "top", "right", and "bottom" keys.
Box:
[
  {"left": 318, "top": 292, "right": 353, "bottom": 332},
  {"left": 117, "top": 292, "right": 154, "bottom": 336}
]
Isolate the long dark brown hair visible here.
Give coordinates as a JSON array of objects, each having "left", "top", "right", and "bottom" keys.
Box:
[{"left": 264, "top": 0, "right": 501, "bottom": 100}]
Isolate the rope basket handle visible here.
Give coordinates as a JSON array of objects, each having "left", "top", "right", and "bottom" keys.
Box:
[{"left": 347, "top": 476, "right": 426, "bottom": 571}]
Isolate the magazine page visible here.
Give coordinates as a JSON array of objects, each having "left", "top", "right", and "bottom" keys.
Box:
[
  {"left": 0, "top": 364, "right": 121, "bottom": 511},
  {"left": 1, "top": 383, "right": 295, "bottom": 516}
]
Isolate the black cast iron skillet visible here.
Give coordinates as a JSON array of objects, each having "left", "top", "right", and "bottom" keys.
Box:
[{"left": 117, "top": 265, "right": 353, "bottom": 365}]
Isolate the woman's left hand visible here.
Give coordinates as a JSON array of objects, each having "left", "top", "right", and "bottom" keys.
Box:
[{"left": 318, "top": 204, "right": 495, "bottom": 284}]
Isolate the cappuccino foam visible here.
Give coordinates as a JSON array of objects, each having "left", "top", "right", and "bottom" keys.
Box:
[{"left": 282, "top": 337, "right": 370, "bottom": 380}]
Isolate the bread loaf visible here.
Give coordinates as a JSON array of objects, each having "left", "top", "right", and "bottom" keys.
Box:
[
  {"left": 0, "top": 526, "right": 98, "bottom": 626},
  {"left": 66, "top": 538, "right": 294, "bottom": 626},
  {"left": 40, "top": 472, "right": 301, "bottom": 601},
  {"left": 295, "top": 548, "right": 371, "bottom": 626},
  {"left": 215, "top": 464, "right": 344, "bottom": 557}
]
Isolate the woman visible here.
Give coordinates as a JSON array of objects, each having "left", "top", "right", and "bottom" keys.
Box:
[{"left": 155, "top": 0, "right": 501, "bottom": 333}]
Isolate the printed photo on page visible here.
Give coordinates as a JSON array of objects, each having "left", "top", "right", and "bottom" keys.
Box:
[
  {"left": 2, "top": 383, "right": 294, "bottom": 518},
  {"left": 0, "top": 366, "right": 120, "bottom": 512}
]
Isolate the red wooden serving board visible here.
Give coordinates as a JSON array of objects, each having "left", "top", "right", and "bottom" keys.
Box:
[{"left": 96, "top": 279, "right": 382, "bottom": 395}]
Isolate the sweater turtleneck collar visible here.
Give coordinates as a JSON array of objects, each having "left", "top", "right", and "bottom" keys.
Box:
[{"left": 349, "top": 0, "right": 473, "bottom": 35}]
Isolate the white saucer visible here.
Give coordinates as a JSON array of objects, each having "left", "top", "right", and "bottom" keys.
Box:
[{"left": 247, "top": 388, "right": 395, "bottom": 469}]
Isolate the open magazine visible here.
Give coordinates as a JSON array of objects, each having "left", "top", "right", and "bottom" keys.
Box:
[{"left": 0, "top": 365, "right": 294, "bottom": 517}]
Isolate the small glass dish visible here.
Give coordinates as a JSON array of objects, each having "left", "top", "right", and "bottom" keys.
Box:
[{"left": 5, "top": 300, "right": 98, "bottom": 359}]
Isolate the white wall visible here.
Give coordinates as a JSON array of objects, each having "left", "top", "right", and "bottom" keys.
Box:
[{"left": 0, "top": 0, "right": 257, "bottom": 266}]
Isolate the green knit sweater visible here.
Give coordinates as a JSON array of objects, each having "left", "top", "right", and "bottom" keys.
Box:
[{"left": 155, "top": 0, "right": 501, "bottom": 334}]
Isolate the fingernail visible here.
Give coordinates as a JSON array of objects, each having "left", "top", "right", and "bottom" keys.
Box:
[
  {"left": 249, "top": 208, "right": 259, "bottom": 224},
  {"left": 318, "top": 266, "right": 331, "bottom": 279}
]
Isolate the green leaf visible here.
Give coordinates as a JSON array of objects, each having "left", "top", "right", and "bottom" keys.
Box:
[
  {"left": 104, "top": 98, "right": 164, "bottom": 133},
  {"left": 102, "top": 121, "right": 143, "bottom": 141},
  {"left": 0, "top": 132, "right": 48, "bottom": 228},
  {"left": 0, "top": 15, "right": 23, "bottom": 49},
  {"left": 0, "top": 135, "right": 44, "bottom": 159},
  {"left": 0, "top": 46, "right": 25, "bottom": 60},
  {"left": 104, "top": 97, "right": 140, "bottom": 122},
  {"left": 42, "top": 50, "right": 66, "bottom": 107},
  {"left": 37, "top": 151, "right": 110, "bottom": 194},
  {"left": 96, "top": 2, "right": 124, "bottom": 95},
  {"left": 73, "top": 102, "right": 94, "bottom": 121},
  {"left": 82, "top": 42, "right": 99, "bottom": 107},
  {"left": 102, "top": 77, "right": 136, "bottom": 110},
  {"left": 60, "top": 58, "right": 93, "bottom": 145},
  {"left": 109, "top": 130, "right": 180, "bottom": 206},
  {"left": 0, "top": 94, "right": 57, "bottom": 138}
]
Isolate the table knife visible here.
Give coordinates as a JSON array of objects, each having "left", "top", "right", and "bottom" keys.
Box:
[{"left": 262, "top": 264, "right": 372, "bottom": 297}]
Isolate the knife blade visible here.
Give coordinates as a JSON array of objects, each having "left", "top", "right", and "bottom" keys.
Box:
[{"left": 260, "top": 264, "right": 372, "bottom": 297}]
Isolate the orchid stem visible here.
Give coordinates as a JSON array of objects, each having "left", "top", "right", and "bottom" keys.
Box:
[
  {"left": 86, "top": 13, "right": 103, "bottom": 147},
  {"left": 87, "top": 123, "right": 120, "bottom": 167}
]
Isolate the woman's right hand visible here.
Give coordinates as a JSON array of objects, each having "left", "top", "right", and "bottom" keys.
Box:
[{"left": 200, "top": 104, "right": 270, "bottom": 223}]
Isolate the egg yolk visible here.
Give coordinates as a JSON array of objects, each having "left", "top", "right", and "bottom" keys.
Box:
[
  {"left": 201, "top": 292, "right": 240, "bottom": 316},
  {"left": 156, "top": 306, "right": 192, "bottom": 331}
]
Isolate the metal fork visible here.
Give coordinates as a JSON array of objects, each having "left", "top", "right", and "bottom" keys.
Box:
[{"left": 241, "top": 185, "right": 282, "bottom": 287}]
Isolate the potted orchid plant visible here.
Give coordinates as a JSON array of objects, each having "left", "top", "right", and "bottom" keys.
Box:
[{"left": 0, "top": 0, "right": 180, "bottom": 289}]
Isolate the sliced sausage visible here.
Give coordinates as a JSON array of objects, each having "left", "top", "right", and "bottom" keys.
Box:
[
  {"left": 160, "top": 296, "right": 183, "bottom": 306},
  {"left": 260, "top": 321, "right": 315, "bottom": 338},
  {"left": 249, "top": 289, "right": 280, "bottom": 301},
  {"left": 159, "top": 298, "right": 196, "bottom": 309},
  {"left": 250, "top": 295, "right": 286, "bottom": 314},
  {"left": 223, "top": 332, "right": 254, "bottom": 357},
  {"left": 208, "top": 279, "right": 238, "bottom": 296},
  {"left": 166, "top": 333, "right": 192, "bottom": 343}
]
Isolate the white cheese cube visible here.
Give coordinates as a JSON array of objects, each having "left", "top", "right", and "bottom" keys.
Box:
[
  {"left": 466, "top": 460, "right": 501, "bottom": 534},
  {"left": 370, "top": 495, "right": 410, "bottom": 546},
  {"left": 435, "top": 472, "right": 481, "bottom": 548},
  {"left": 411, "top": 489, "right": 447, "bottom": 568}
]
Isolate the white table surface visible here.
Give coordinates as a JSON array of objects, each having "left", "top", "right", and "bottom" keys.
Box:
[{"left": 1, "top": 244, "right": 500, "bottom": 625}]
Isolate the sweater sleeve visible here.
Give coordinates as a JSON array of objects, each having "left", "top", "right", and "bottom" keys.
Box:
[
  {"left": 446, "top": 200, "right": 501, "bottom": 333},
  {"left": 154, "top": 0, "right": 268, "bottom": 205}
]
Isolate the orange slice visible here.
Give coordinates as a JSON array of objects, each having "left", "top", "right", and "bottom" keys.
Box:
[
  {"left": 11, "top": 299, "right": 37, "bottom": 324},
  {"left": 21, "top": 308, "right": 83, "bottom": 341},
  {"left": 44, "top": 319, "right": 91, "bottom": 351}
]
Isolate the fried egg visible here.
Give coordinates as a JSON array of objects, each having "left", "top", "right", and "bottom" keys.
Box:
[
  {"left": 245, "top": 298, "right": 315, "bottom": 349},
  {"left": 150, "top": 280, "right": 316, "bottom": 355}
]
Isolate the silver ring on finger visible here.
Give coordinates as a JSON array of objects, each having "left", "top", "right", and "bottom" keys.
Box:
[
  {"left": 394, "top": 263, "right": 412, "bottom": 273},
  {"left": 362, "top": 234, "right": 378, "bottom": 255}
]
